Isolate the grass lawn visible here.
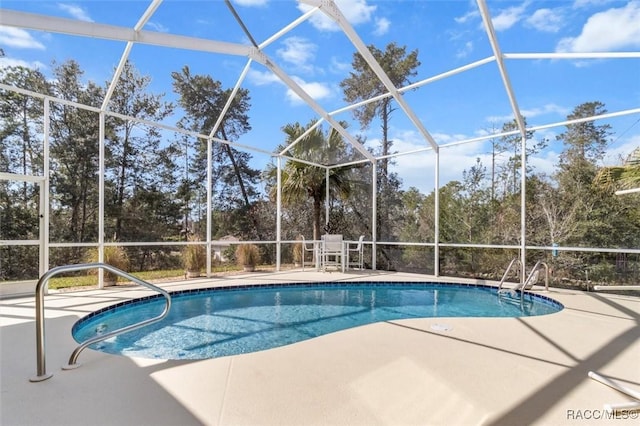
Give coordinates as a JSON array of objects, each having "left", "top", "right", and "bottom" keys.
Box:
[
  {"left": 1, "top": 264, "right": 297, "bottom": 291},
  {"left": 47, "top": 265, "right": 248, "bottom": 290},
  {"left": 47, "top": 269, "right": 185, "bottom": 289}
]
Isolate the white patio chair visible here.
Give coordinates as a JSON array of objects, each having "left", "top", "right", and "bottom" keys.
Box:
[
  {"left": 346, "top": 235, "right": 365, "bottom": 270},
  {"left": 300, "top": 236, "right": 317, "bottom": 271},
  {"left": 321, "top": 234, "right": 344, "bottom": 272}
]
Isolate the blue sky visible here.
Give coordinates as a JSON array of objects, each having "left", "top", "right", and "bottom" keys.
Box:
[{"left": 1, "top": 0, "right": 639, "bottom": 193}]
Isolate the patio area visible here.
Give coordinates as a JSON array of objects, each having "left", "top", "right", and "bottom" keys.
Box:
[{"left": 1, "top": 270, "right": 638, "bottom": 425}]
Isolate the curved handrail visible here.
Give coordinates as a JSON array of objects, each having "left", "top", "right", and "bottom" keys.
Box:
[
  {"left": 497, "top": 258, "right": 521, "bottom": 291},
  {"left": 30, "top": 262, "right": 171, "bottom": 382},
  {"left": 498, "top": 259, "right": 550, "bottom": 305},
  {"left": 519, "top": 261, "right": 549, "bottom": 303},
  {"left": 520, "top": 261, "right": 549, "bottom": 290}
]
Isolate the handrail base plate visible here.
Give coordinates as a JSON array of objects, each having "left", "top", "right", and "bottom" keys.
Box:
[
  {"left": 62, "top": 363, "right": 81, "bottom": 371},
  {"left": 29, "top": 373, "right": 53, "bottom": 382}
]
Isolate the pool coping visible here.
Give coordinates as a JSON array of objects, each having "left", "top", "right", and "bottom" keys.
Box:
[
  {"left": 70, "top": 281, "right": 565, "bottom": 360},
  {"left": 2, "top": 270, "right": 639, "bottom": 426},
  {"left": 73, "top": 280, "right": 565, "bottom": 328}
]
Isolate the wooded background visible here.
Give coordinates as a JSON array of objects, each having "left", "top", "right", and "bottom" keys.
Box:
[{"left": 2, "top": 50, "right": 639, "bottom": 285}]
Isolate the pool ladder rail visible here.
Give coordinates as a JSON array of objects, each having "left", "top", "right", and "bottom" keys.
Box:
[
  {"left": 497, "top": 259, "right": 549, "bottom": 304},
  {"left": 30, "top": 262, "right": 172, "bottom": 383}
]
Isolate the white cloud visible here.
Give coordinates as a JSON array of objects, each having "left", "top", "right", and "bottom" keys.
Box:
[
  {"left": 573, "top": 0, "right": 616, "bottom": 9},
  {"left": 526, "top": 8, "right": 564, "bottom": 33},
  {"left": 556, "top": 1, "right": 640, "bottom": 52},
  {"left": 491, "top": 2, "right": 529, "bottom": 31},
  {"left": 0, "top": 57, "right": 46, "bottom": 71},
  {"left": 299, "top": 0, "right": 377, "bottom": 32},
  {"left": 339, "top": 0, "right": 377, "bottom": 24},
  {"left": 234, "top": 0, "right": 269, "bottom": 6},
  {"left": 277, "top": 37, "right": 317, "bottom": 72},
  {"left": 391, "top": 150, "right": 438, "bottom": 192},
  {"left": 457, "top": 2, "right": 558, "bottom": 34},
  {"left": 430, "top": 131, "right": 472, "bottom": 146},
  {"left": 247, "top": 69, "right": 332, "bottom": 106},
  {"left": 528, "top": 149, "right": 561, "bottom": 177},
  {"left": 386, "top": 126, "right": 569, "bottom": 192},
  {"left": 58, "top": 3, "right": 93, "bottom": 22},
  {"left": 447, "top": 29, "right": 470, "bottom": 42},
  {"left": 486, "top": 103, "right": 571, "bottom": 123},
  {"left": 456, "top": 41, "right": 474, "bottom": 59},
  {"left": 366, "top": 118, "right": 631, "bottom": 192},
  {"left": 247, "top": 69, "right": 281, "bottom": 86},
  {"left": 0, "top": 26, "right": 45, "bottom": 50},
  {"left": 485, "top": 113, "right": 515, "bottom": 124},
  {"left": 455, "top": 10, "right": 480, "bottom": 24},
  {"left": 520, "top": 103, "right": 572, "bottom": 119},
  {"left": 373, "top": 17, "right": 390, "bottom": 36},
  {"left": 330, "top": 56, "right": 351, "bottom": 74},
  {"left": 392, "top": 132, "right": 486, "bottom": 192},
  {"left": 286, "top": 76, "right": 333, "bottom": 105},
  {"left": 146, "top": 21, "right": 169, "bottom": 33}
]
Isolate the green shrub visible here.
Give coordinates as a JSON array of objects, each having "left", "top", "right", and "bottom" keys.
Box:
[
  {"left": 293, "top": 236, "right": 303, "bottom": 265},
  {"left": 236, "top": 244, "right": 261, "bottom": 268},
  {"left": 183, "top": 238, "right": 206, "bottom": 272},
  {"left": 85, "top": 245, "right": 130, "bottom": 283}
]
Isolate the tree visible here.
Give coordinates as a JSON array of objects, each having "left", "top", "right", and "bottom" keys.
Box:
[
  {"left": 340, "top": 42, "right": 420, "bottom": 247},
  {"left": 171, "top": 66, "right": 261, "bottom": 239},
  {"left": 559, "top": 101, "right": 611, "bottom": 166},
  {"left": 0, "top": 66, "right": 51, "bottom": 279},
  {"left": 49, "top": 60, "right": 104, "bottom": 246},
  {"left": 460, "top": 158, "right": 491, "bottom": 242},
  {"left": 398, "top": 187, "right": 425, "bottom": 243},
  {"left": 483, "top": 122, "right": 505, "bottom": 202},
  {"left": 105, "top": 60, "right": 174, "bottom": 241},
  {"left": 532, "top": 175, "right": 581, "bottom": 247},
  {"left": 340, "top": 42, "right": 420, "bottom": 175},
  {"left": 555, "top": 102, "right": 613, "bottom": 246},
  {"left": 552, "top": 102, "right": 622, "bottom": 275},
  {"left": 0, "top": 66, "right": 50, "bottom": 179},
  {"left": 397, "top": 187, "right": 429, "bottom": 270},
  {"left": 495, "top": 118, "right": 544, "bottom": 198},
  {"left": 266, "top": 120, "right": 358, "bottom": 240}
]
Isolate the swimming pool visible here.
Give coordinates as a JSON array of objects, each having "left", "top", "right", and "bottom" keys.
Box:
[{"left": 72, "top": 282, "right": 563, "bottom": 360}]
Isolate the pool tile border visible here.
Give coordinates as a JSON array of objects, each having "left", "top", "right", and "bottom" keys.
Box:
[{"left": 72, "top": 281, "right": 564, "bottom": 334}]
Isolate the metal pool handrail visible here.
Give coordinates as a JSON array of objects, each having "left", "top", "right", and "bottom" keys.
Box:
[
  {"left": 30, "top": 262, "right": 171, "bottom": 382},
  {"left": 519, "top": 260, "right": 549, "bottom": 303},
  {"left": 497, "top": 257, "right": 521, "bottom": 291}
]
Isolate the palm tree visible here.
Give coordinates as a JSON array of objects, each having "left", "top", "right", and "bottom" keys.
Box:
[
  {"left": 267, "top": 120, "right": 357, "bottom": 240},
  {"left": 595, "top": 148, "right": 640, "bottom": 192}
]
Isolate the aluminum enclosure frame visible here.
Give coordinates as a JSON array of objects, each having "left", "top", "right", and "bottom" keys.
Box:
[{"left": 1, "top": 0, "right": 639, "bottom": 283}]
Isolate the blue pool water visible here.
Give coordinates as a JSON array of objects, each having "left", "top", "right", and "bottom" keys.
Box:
[{"left": 72, "top": 282, "right": 563, "bottom": 360}]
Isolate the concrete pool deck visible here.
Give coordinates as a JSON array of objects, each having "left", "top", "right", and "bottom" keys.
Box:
[{"left": 1, "top": 270, "right": 639, "bottom": 425}]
